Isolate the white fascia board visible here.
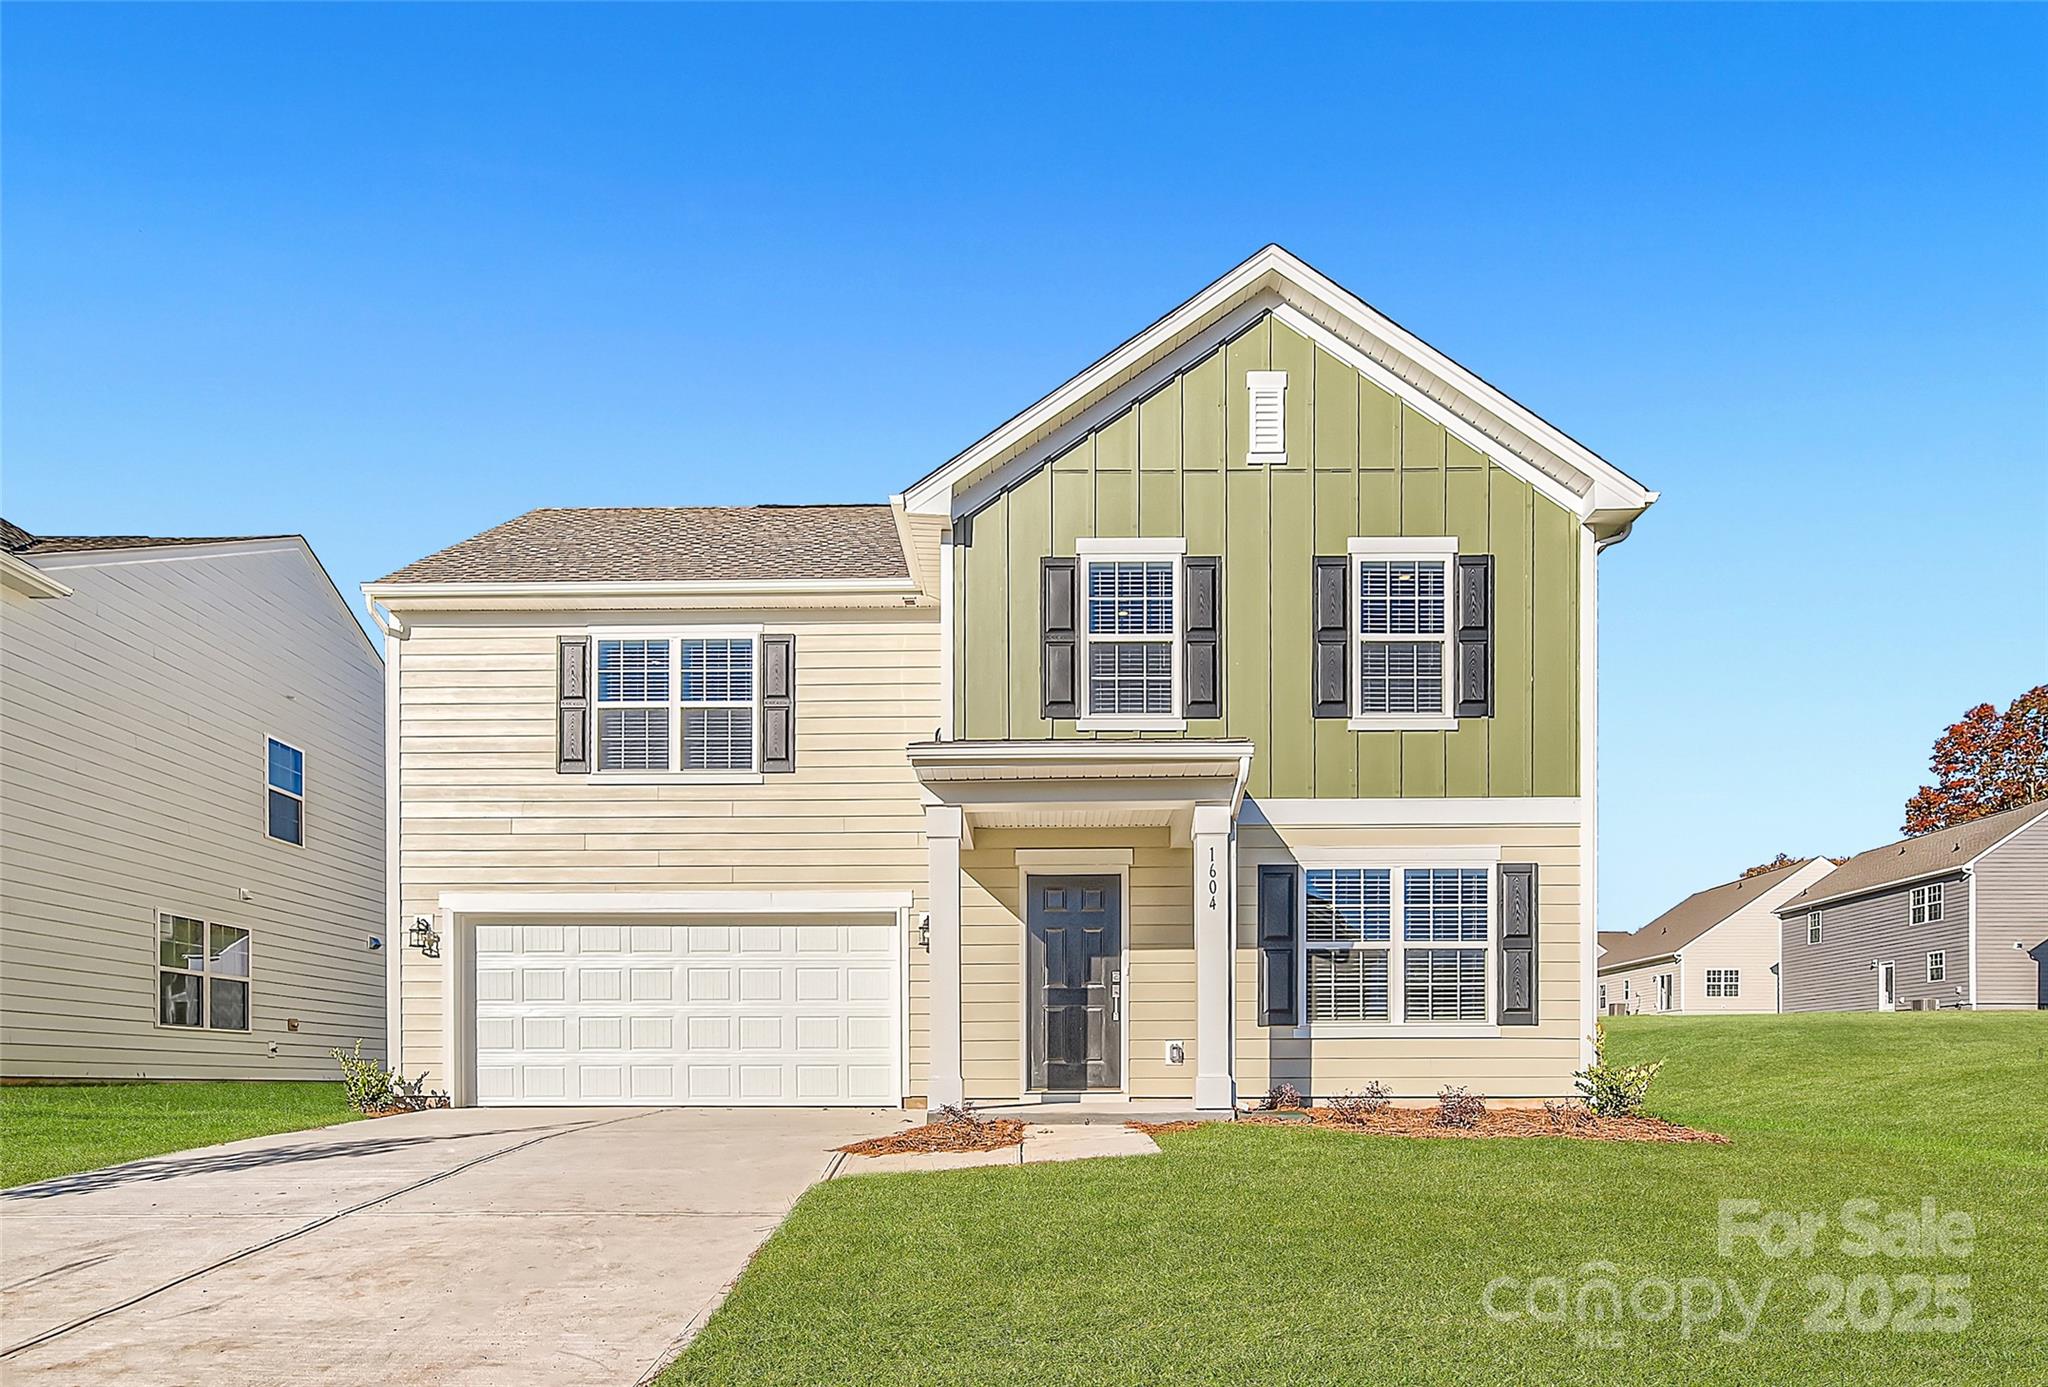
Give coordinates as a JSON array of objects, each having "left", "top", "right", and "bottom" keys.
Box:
[
  {"left": 439, "top": 890, "right": 914, "bottom": 917},
  {"left": 0, "top": 551, "right": 72, "bottom": 597},
  {"left": 903, "top": 244, "right": 1658, "bottom": 531},
  {"left": 907, "top": 739, "right": 1255, "bottom": 767},
  {"left": 365, "top": 576, "right": 919, "bottom": 600}
]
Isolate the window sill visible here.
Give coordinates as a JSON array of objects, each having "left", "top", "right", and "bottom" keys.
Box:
[
  {"left": 1076, "top": 716, "right": 1189, "bottom": 733},
  {"left": 589, "top": 771, "right": 765, "bottom": 786},
  {"left": 1291, "top": 1023, "right": 1502, "bottom": 1040},
  {"left": 1347, "top": 716, "right": 1457, "bottom": 733}
]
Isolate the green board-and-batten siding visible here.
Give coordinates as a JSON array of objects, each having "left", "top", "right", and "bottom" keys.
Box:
[{"left": 952, "top": 312, "right": 1580, "bottom": 799}]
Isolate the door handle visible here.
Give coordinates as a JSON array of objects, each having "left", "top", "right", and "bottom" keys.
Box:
[{"left": 1111, "top": 969, "right": 1122, "bottom": 1022}]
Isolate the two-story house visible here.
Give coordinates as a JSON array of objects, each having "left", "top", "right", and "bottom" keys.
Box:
[
  {"left": 365, "top": 246, "right": 1658, "bottom": 1110},
  {"left": 1, "top": 520, "right": 386, "bottom": 1080},
  {"left": 1775, "top": 801, "right": 2047, "bottom": 1012}
]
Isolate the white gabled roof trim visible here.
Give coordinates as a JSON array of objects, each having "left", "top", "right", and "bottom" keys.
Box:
[
  {"left": 0, "top": 551, "right": 72, "bottom": 598},
  {"left": 902, "top": 244, "right": 1657, "bottom": 538}
]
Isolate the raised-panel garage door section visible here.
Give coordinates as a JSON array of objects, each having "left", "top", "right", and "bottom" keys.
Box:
[{"left": 473, "top": 921, "right": 900, "bottom": 1106}]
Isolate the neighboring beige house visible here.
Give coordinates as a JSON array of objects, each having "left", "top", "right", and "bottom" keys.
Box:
[
  {"left": 1, "top": 520, "right": 386, "bottom": 1080},
  {"left": 1597, "top": 858, "right": 1836, "bottom": 1015},
  {"left": 1775, "top": 802, "right": 2048, "bottom": 1013},
  {"left": 366, "top": 246, "right": 1659, "bottom": 1111}
]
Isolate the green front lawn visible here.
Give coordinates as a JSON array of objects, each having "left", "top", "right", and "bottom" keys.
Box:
[
  {"left": 666, "top": 1012, "right": 2047, "bottom": 1385},
  {"left": 0, "top": 1081, "right": 361, "bottom": 1188}
]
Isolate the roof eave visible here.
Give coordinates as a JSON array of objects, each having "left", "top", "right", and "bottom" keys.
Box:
[{"left": 363, "top": 575, "right": 927, "bottom": 611}]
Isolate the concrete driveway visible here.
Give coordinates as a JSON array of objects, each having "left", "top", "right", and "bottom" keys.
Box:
[{"left": 0, "top": 1106, "right": 898, "bottom": 1385}]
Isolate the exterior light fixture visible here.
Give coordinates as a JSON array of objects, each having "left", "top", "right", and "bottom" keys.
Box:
[
  {"left": 917, "top": 914, "right": 930, "bottom": 952},
  {"left": 408, "top": 916, "right": 442, "bottom": 958}
]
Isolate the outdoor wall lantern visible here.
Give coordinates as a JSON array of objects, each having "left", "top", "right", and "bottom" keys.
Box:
[
  {"left": 917, "top": 913, "right": 930, "bottom": 952},
  {"left": 408, "top": 915, "right": 442, "bottom": 959}
]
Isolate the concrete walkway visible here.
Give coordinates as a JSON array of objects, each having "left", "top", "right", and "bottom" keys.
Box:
[{"left": 0, "top": 1106, "right": 897, "bottom": 1386}]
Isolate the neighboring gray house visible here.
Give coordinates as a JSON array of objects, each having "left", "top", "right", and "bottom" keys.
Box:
[
  {"left": 1775, "top": 801, "right": 2048, "bottom": 1013},
  {"left": 1, "top": 520, "right": 386, "bottom": 1079}
]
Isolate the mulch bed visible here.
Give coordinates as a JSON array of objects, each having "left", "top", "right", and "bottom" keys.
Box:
[
  {"left": 839, "top": 1118, "right": 1027, "bottom": 1156},
  {"left": 1133, "top": 1107, "right": 1727, "bottom": 1145}
]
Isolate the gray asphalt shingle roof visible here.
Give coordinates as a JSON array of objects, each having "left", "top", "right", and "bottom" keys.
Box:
[{"left": 378, "top": 505, "right": 909, "bottom": 584}]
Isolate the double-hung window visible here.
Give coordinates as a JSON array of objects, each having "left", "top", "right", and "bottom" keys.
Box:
[
  {"left": 1910, "top": 882, "right": 1943, "bottom": 925},
  {"left": 1348, "top": 537, "right": 1456, "bottom": 730},
  {"left": 1077, "top": 538, "right": 1183, "bottom": 731},
  {"left": 1705, "top": 968, "right": 1740, "bottom": 998},
  {"left": 265, "top": 738, "right": 304, "bottom": 845},
  {"left": 593, "top": 631, "right": 759, "bottom": 776},
  {"left": 1926, "top": 950, "right": 1946, "bottom": 982},
  {"left": 1807, "top": 910, "right": 1823, "bottom": 944},
  {"left": 159, "top": 913, "right": 252, "bottom": 1030},
  {"left": 1302, "top": 864, "right": 1491, "bottom": 1028}
]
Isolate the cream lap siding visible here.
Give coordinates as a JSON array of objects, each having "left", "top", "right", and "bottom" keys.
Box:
[
  {"left": 1233, "top": 818, "right": 1583, "bottom": 1101},
  {"left": 393, "top": 608, "right": 940, "bottom": 1092},
  {"left": 1597, "top": 858, "right": 1833, "bottom": 1016},
  {"left": 1, "top": 544, "right": 385, "bottom": 1080},
  {"left": 1596, "top": 959, "right": 1679, "bottom": 1015},
  {"left": 1963, "top": 817, "right": 2048, "bottom": 1009},
  {"left": 959, "top": 830, "right": 1194, "bottom": 1102},
  {"left": 1779, "top": 872, "right": 1973, "bottom": 1013}
]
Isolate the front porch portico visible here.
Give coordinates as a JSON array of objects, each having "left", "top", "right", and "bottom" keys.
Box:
[{"left": 911, "top": 741, "right": 1254, "bottom": 1113}]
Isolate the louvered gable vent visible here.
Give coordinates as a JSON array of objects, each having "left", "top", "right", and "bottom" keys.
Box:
[{"left": 1246, "top": 370, "right": 1287, "bottom": 466}]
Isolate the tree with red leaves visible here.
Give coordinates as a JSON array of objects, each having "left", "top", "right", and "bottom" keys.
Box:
[{"left": 1902, "top": 685, "right": 2048, "bottom": 835}]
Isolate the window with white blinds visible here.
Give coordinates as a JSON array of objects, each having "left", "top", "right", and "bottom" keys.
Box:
[
  {"left": 1077, "top": 541, "right": 1183, "bottom": 728},
  {"left": 1302, "top": 865, "right": 1492, "bottom": 1025},
  {"left": 593, "top": 631, "right": 760, "bottom": 776},
  {"left": 1349, "top": 539, "right": 1457, "bottom": 723}
]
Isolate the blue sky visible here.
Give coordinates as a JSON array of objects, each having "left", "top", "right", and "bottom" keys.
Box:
[{"left": 6, "top": 4, "right": 2043, "bottom": 931}]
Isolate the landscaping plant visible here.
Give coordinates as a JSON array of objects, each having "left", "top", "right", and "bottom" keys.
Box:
[
  {"left": 331, "top": 1041, "right": 449, "bottom": 1114},
  {"left": 1326, "top": 1083, "right": 1391, "bottom": 1124},
  {"left": 1573, "top": 1019, "right": 1664, "bottom": 1117},
  {"left": 1433, "top": 1085, "right": 1486, "bottom": 1128},
  {"left": 1257, "top": 1082, "right": 1305, "bottom": 1111}
]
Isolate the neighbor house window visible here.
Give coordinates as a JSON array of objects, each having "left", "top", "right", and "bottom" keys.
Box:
[
  {"left": 1656, "top": 973, "right": 1674, "bottom": 1011},
  {"left": 1302, "top": 865, "right": 1490, "bottom": 1025},
  {"left": 593, "top": 632, "right": 759, "bottom": 774},
  {"left": 159, "top": 913, "right": 251, "bottom": 1030},
  {"left": 1807, "top": 910, "right": 1823, "bottom": 944},
  {"left": 1077, "top": 539, "right": 1183, "bottom": 729},
  {"left": 1910, "top": 882, "right": 1944, "bottom": 925},
  {"left": 1705, "top": 968, "right": 1740, "bottom": 998},
  {"left": 1599, "top": 983, "right": 1608, "bottom": 1008},
  {"left": 1348, "top": 538, "right": 1456, "bottom": 726},
  {"left": 265, "top": 738, "right": 304, "bottom": 845},
  {"left": 1927, "top": 951, "right": 1946, "bottom": 982}
]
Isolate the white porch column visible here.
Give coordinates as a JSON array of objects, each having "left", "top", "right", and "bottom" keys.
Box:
[
  {"left": 1191, "top": 804, "right": 1235, "bottom": 1111},
  {"left": 925, "top": 805, "right": 965, "bottom": 1109}
]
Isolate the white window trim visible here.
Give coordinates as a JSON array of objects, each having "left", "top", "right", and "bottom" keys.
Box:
[
  {"left": 264, "top": 735, "right": 306, "bottom": 848},
  {"left": 1910, "top": 882, "right": 1943, "bottom": 925},
  {"left": 1074, "top": 537, "right": 1188, "bottom": 733},
  {"left": 1293, "top": 859, "right": 1498, "bottom": 1039},
  {"left": 154, "top": 911, "right": 253, "bottom": 1033},
  {"left": 1926, "top": 950, "right": 1946, "bottom": 982},
  {"left": 1656, "top": 972, "right": 1674, "bottom": 1011},
  {"left": 1245, "top": 369, "right": 1288, "bottom": 466},
  {"left": 588, "top": 625, "right": 765, "bottom": 784},
  {"left": 1704, "top": 967, "right": 1740, "bottom": 998},
  {"left": 1345, "top": 536, "right": 1458, "bottom": 732},
  {"left": 1808, "top": 910, "right": 1823, "bottom": 944}
]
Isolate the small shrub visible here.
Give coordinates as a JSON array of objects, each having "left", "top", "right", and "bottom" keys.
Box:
[
  {"left": 1574, "top": 1021, "right": 1664, "bottom": 1117},
  {"left": 1258, "top": 1082, "right": 1305, "bottom": 1111},
  {"left": 930, "top": 1102, "right": 990, "bottom": 1131},
  {"left": 1434, "top": 1085, "right": 1486, "bottom": 1128},
  {"left": 331, "top": 1041, "right": 450, "bottom": 1114},
  {"left": 1326, "top": 1083, "right": 1391, "bottom": 1124},
  {"left": 1544, "top": 1098, "right": 1596, "bottom": 1132}
]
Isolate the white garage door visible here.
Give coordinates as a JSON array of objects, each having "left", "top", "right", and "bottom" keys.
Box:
[{"left": 473, "top": 920, "right": 900, "bottom": 1106}]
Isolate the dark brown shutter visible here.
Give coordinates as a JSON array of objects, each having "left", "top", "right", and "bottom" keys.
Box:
[
  {"left": 1183, "top": 556, "right": 1222, "bottom": 720},
  {"left": 1312, "top": 556, "right": 1349, "bottom": 719},
  {"left": 1041, "top": 557, "right": 1079, "bottom": 720},
  {"left": 760, "top": 635, "right": 795, "bottom": 774},
  {"left": 558, "top": 637, "right": 590, "bottom": 774},
  {"left": 1258, "top": 864, "right": 1300, "bottom": 1027},
  {"left": 1498, "top": 861, "right": 1537, "bottom": 1026},
  {"left": 1455, "top": 554, "right": 1495, "bottom": 718}
]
